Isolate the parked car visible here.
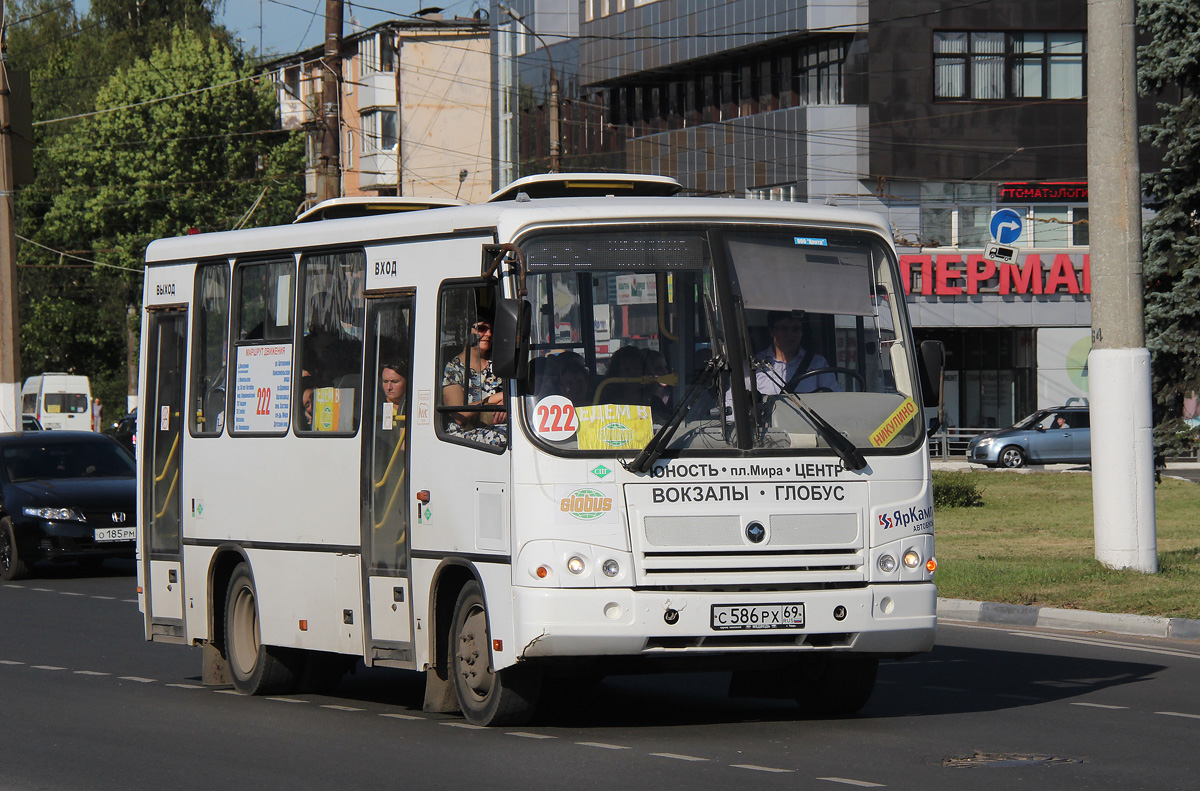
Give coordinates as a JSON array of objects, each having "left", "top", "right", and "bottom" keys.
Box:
[
  {"left": 21, "top": 415, "right": 42, "bottom": 431},
  {"left": 966, "top": 406, "right": 1091, "bottom": 468},
  {"left": 0, "top": 431, "right": 136, "bottom": 580},
  {"left": 108, "top": 408, "right": 137, "bottom": 454}
]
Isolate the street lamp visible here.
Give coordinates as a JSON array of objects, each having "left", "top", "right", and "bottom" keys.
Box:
[{"left": 498, "top": 3, "right": 560, "bottom": 173}]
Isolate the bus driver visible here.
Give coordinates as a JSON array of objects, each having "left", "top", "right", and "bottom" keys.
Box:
[{"left": 754, "top": 311, "right": 842, "bottom": 394}]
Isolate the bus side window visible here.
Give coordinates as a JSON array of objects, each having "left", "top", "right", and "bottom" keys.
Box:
[
  {"left": 297, "top": 250, "right": 366, "bottom": 434},
  {"left": 435, "top": 283, "right": 507, "bottom": 450},
  {"left": 191, "top": 261, "right": 230, "bottom": 436}
]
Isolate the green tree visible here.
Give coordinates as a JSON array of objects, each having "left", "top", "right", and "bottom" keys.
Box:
[
  {"left": 1138, "top": 0, "right": 1200, "bottom": 455},
  {"left": 10, "top": 6, "right": 301, "bottom": 412}
]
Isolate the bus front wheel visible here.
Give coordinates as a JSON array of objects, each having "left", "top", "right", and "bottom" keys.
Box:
[
  {"left": 792, "top": 655, "right": 878, "bottom": 717},
  {"left": 225, "top": 562, "right": 301, "bottom": 695},
  {"left": 450, "top": 580, "right": 541, "bottom": 726}
]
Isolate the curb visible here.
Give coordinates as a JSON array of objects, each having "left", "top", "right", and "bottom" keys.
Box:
[{"left": 937, "top": 598, "right": 1200, "bottom": 642}]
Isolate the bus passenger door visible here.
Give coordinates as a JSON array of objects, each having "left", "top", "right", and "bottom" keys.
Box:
[
  {"left": 361, "top": 294, "right": 416, "bottom": 664},
  {"left": 142, "top": 310, "right": 187, "bottom": 641}
]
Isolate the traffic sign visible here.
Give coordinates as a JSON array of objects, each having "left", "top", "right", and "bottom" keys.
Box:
[
  {"left": 990, "top": 209, "right": 1023, "bottom": 244},
  {"left": 984, "top": 242, "right": 1018, "bottom": 264}
]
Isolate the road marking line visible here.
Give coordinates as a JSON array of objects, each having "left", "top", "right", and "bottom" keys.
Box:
[
  {"left": 119, "top": 676, "right": 155, "bottom": 683},
  {"left": 32, "top": 665, "right": 67, "bottom": 671},
  {"left": 122, "top": 599, "right": 138, "bottom": 603},
  {"left": 1071, "top": 702, "right": 1127, "bottom": 710},
  {"left": 1157, "top": 711, "right": 1200, "bottom": 720},
  {"left": 167, "top": 683, "right": 205, "bottom": 689},
  {"left": 320, "top": 704, "right": 363, "bottom": 712},
  {"left": 576, "top": 742, "right": 630, "bottom": 750},
  {"left": 1007, "top": 631, "right": 1200, "bottom": 660},
  {"left": 508, "top": 732, "right": 555, "bottom": 739},
  {"left": 380, "top": 713, "right": 423, "bottom": 721},
  {"left": 32, "top": 587, "right": 53, "bottom": 592},
  {"left": 266, "top": 697, "right": 308, "bottom": 704},
  {"left": 0, "top": 660, "right": 25, "bottom": 665},
  {"left": 92, "top": 596, "right": 116, "bottom": 600},
  {"left": 60, "top": 592, "right": 85, "bottom": 596},
  {"left": 818, "top": 777, "right": 885, "bottom": 787},
  {"left": 74, "top": 670, "right": 111, "bottom": 676},
  {"left": 3, "top": 584, "right": 24, "bottom": 588},
  {"left": 215, "top": 689, "right": 242, "bottom": 695},
  {"left": 731, "top": 764, "right": 793, "bottom": 773},
  {"left": 441, "top": 722, "right": 485, "bottom": 730},
  {"left": 651, "top": 753, "right": 708, "bottom": 762}
]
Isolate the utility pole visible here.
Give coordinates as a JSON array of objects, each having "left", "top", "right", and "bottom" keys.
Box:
[
  {"left": 1087, "top": 0, "right": 1157, "bottom": 572},
  {"left": 316, "top": 0, "right": 343, "bottom": 202},
  {"left": 499, "top": 4, "right": 560, "bottom": 173},
  {"left": 0, "top": 0, "right": 23, "bottom": 432}
]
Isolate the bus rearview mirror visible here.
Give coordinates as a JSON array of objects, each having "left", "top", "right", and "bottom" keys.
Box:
[
  {"left": 918, "top": 340, "right": 945, "bottom": 408},
  {"left": 492, "top": 298, "right": 530, "bottom": 380}
]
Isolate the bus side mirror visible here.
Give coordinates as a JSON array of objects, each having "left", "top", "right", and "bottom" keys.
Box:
[
  {"left": 918, "top": 340, "right": 945, "bottom": 408},
  {"left": 491, "top": 298, "right": 530, "bottom": 380}
]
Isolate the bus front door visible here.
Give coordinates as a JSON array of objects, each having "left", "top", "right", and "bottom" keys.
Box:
[
  {"left": 361, "top": 295, "right": 416, "bottom": 665},
  {"left": 142, "top": 309, "right": 187, "bottom": 642}
]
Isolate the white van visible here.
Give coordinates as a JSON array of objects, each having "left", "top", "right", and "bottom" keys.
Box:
[{"left": 21, "top": 373, "right": 93, "bottom": 431}]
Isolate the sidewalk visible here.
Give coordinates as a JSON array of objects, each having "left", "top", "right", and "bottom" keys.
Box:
[{"left": 938, "top": 598, "right": 1200, "bottom": 642}]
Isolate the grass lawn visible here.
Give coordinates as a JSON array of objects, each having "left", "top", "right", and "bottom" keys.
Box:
[{"left": 933, "top": 470, "right": 1200, "bottom": 620}]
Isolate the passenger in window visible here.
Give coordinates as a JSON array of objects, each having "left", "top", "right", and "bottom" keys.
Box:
[
  {"left": 299, "top": 369, "right": 318, "bottom": 431},
  {"left": 599, "top": 345, "right": 647, "bottom": 405},
  {"left": 381, "top": 360, "right": 407, "bottom": 417},
  {"left": 442, "top": 312, "right": 506, "bottom": 447},
  {"left": 554, "top": 351, "right": 591, "bottom": 407},
  {"left": 643, "top": 350, "right": 674, "bottom": 420},
  {"left": 754, "top": 311, "right": 841, "bottom": 394}
]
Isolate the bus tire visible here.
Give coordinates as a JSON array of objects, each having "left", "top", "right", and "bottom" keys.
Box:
[
  {"left": 225, "top": 562, "right": 300, "bottom": 695},
  {"left": 1, "top": 517, "right": 31, "bottom": 581},
  {"left": 450, "top": 580, "right": 541, "bottom": 726},
  {"left": 793, "top": 655, "right": 878, "bottom": 717}
]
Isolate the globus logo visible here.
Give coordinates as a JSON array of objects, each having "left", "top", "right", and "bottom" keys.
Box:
[
  {"left": 598, "top": 422, "right": 634, "bottom": 447},
  {"left": 560, "top": 488, "right": 614, "bottom": 520}
]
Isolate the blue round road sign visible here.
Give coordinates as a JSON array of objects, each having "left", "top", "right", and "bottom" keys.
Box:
[{"left": 990, "top": 209, "right": 1023, "bottom": 245}]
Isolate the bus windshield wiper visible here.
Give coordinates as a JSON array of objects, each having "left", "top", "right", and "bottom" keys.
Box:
[
  {"left": 622, "top": 355, "right": 726, "bottom": 474},
  {"left": 753, "top": 359, "right": 867, "bottom": 471}
]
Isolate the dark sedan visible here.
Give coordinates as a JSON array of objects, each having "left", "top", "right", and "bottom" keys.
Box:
[
  {"left": 107, "top": 408, "right": 137, "bottom": 453},
  {"left": 0, "top": 431, "right": 136, "bottom": 580}
]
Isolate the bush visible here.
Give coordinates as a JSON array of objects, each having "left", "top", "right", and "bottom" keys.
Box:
[{"left": 933, "top": 471, "right": 984, "bottom": 508}]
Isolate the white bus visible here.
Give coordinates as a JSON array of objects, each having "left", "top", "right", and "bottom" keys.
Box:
[{"left": 137, "top": 174, "right": 944, "bottom": 725}]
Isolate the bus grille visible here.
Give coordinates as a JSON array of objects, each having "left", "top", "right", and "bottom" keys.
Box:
[{"left": 635, "top": 513, "right": 865, "bottom": 587}]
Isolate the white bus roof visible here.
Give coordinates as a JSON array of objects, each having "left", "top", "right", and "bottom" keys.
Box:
[
  {"left": 145, "top": 196, "right": 894, "bottom": 265},
  {"left": 486, "top": 173, "right": 683, "bottom": 202},
  {"left": 293, "top": 196, "right": 465, "bottom": 223}
]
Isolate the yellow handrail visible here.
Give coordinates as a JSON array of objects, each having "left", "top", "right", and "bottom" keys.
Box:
[
  {"left": 153, "top": 429, "right": 180, "bottom": 484},
  {"left": 154, "top": 469, "right": 180, "bottom": 520}
]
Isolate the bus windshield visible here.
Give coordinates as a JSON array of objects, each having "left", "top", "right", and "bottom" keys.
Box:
[{"left": 518, "top": 223, "right": 921, "bottom": 456}]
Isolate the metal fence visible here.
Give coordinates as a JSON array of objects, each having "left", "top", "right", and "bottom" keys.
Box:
[{"left": 927, "top": 428, "right": 1200, "bottom": 463}]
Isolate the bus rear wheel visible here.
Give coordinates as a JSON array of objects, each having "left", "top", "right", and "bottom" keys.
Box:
[
  {"left": 792, "top": 655, "right": 879, "bottom": 717},
  {"left": 450, "top": 580, "right": 541, "bottom": 726},
  {"left": 225, "top": 562, "right": 300, "bottom": 695}
]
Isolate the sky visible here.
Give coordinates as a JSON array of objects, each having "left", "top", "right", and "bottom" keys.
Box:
[{"left": 72, "top": 1, "right": 482, "bottom": 58}]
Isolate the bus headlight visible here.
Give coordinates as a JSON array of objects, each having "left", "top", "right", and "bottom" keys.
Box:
[
  {"left": 601, "top": 559, "right": 620, "bottom": 578},
  {"left": 877, "top": 554, "right": 897, "bottom": 573},
  {"left": 903, "top": 549, "right": 921, "bottom": 569},
  {"left": 567, "top": 556, "right": 586, "bottom": 575}
]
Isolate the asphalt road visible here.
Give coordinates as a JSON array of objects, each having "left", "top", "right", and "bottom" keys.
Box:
[{"left": 3, "top": 562, "right": 1199, "bottom": 791}]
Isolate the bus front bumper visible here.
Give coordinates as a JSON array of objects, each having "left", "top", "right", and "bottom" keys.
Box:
[{"left": 511, "top": 583, "right": 936, "bottom": 660}]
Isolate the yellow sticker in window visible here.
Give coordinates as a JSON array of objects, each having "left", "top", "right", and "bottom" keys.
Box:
[
  {"left": 575, "top": 404, "right": 653, "bottom": 450},
  {"left": 869, "top": 397, "right": 919, "bottom": 447}
]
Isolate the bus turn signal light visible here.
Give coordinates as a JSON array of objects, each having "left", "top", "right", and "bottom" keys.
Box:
[{"left": 927, "top": 558, "right": 938, "bottom": 573}]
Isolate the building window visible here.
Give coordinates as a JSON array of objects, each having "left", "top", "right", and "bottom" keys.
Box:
[
  {"left": 361, "top": 109, "right": 398, "bottom": 152},
  {"left": 934, "top": 31, "right": 1085, "bottom": 100}
]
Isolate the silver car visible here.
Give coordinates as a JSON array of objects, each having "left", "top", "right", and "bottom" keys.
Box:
[{"left": 966, "top": 406, "right": 1091, "bottom": 468}]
